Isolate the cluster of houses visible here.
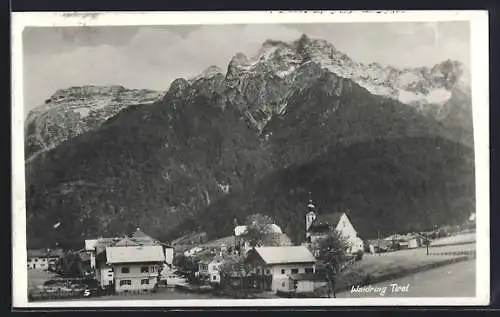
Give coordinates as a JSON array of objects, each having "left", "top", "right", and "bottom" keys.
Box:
[
  {"left": 26, "top": 248, "right": 64, "bottom": 271},
  {"left": 28, "top": 198, "right": 473, "bottom": 297},
  {"left": 25, "top": 199, "right": 367, "bottom": 296},
  {"left": 188, "top": 200, "right": 366, "bottom": 295},
  {"left": 83, "top": 228, "right": 175, "bottom": 293}
]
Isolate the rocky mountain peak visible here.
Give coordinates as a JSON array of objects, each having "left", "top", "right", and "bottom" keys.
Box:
[
  {"left": 164, "top": 78, "right": 189, "bottom": 101},
  {"left": 230, "top": 52, "right": 250, "bottom": 67},
  {"left": 202, "top": 65, "right": 223, "bottom": 76},
  {"left": 25, "top": 85, "right": 164, "bottom": 162}
]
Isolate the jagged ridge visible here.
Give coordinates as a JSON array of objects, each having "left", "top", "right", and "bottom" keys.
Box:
[{"left": 25, "top": 85, "right": 165, "bottom": 162}]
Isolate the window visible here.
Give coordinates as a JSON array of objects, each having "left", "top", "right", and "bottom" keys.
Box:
[
  {"left": 291, "top": 268, "right": 299, "bottom": 274},
  {"left": 281, "top": 269, "right": 286, "bottom": 274},
  {"left": 34, "top": 258, "right": 38, "bottom": 262},
  {"left": 141, "top": 279, "right": 149, "bottom": 285},
  {"left": 282, "top": 282, "right": 286, "bottom": 287},
  {"left": 119, "top": 280, "right": 132, "bottom": 286},
  {"left": 305, "top": 267, "right": 314, "bottom": 273},
  {"left": 212, "top": 275, "right": 217, "bottom": 280},
  {"left": 121, "top": 267, "right": 130, "bottom": 274},
  {"left": 141, "top": 266, "right": 149, "bottom": 273},
  {"left": 150, "top": 266, "right": 156, "bottom": 272}
]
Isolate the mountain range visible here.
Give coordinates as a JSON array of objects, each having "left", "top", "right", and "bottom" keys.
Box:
[{"left": 24, "top": 34, "right": 474, "bottom": 248}]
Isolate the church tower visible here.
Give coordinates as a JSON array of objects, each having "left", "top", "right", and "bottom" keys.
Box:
[{"left": 305, "top": 197, "right": 318, "bottom": 240}]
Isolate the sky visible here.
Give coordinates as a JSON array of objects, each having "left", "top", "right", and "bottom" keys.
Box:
[{"left": 22, "top": 22, "right": 470, "bottom": 114}]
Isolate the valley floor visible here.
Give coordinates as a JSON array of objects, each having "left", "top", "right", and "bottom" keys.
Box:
[{"left": 26, "top": 240, "right": 476, "bottom": 303}]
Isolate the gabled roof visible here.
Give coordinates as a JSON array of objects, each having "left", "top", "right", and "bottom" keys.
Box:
[
  {"left": 310, "top": 212, "right": 344, "bottom": 229},
  {"left": 250, "top": 246, "right": 316, "bottom": 265},
  {"left": 96, "top": 238, "right": 121, "bottom": 255},
  {"left": 114, "top": 236, "right": 141, "bottom": 247},
  {"left": 105, "top": 245, "right": 165, "bottom": 264}
]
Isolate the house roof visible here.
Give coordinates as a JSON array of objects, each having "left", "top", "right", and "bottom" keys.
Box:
[
  {"left": 85, "top": 239, "right": 98, "bottom": 251},
  {"left": 105, "top": 245, "right": 165, "bottom": 264},
  {"left": 251, "top": 246, "right": 316, "bottom": 265},
  {"left": 310, "top": 212, "right": 344, "bottom": 229},
  {"left": 130, "top": 228, "right": 160, "bottom": 245},
  {"left": 114, "top": 236, "right": 141, "bottom": 247},
  {"left": 27, "top": 248, "right": 64, "bottom": 258}
]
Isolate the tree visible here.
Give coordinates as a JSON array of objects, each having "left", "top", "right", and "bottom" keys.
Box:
[
  {"left": 315, "top": 230, "right": 352, "bottom": 298},
  {"left": 173, "top": 254, "right": 198, "bottom": 283},
  {"left": 55, "top": 251, "right": 83, "bottom": 277},
  {"left": 216, "top": 254, "right": 255, "bottom": 298},
  {"left": 241, "top": 213, "right": 280, "bottom": 248}
]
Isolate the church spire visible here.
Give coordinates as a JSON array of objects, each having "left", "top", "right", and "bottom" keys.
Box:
[
  {"left": 305, "top": 192, "right": 318, "bottom": 237},
  {"left": 307, "top": 192, "right": 317, "bottom": 213}
]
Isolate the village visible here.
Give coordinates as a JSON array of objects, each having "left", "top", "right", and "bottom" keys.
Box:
[{"left": 26, "top": 199, "right": 477, "bottom": 301}]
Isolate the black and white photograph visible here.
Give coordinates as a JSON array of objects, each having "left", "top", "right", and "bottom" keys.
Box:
[{"left": 11, "top": 11, "right": 490, "bottom": 307}]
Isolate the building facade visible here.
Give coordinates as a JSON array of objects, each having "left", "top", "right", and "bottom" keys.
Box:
[
  {"left": 245, "top": 246, "right": 317, "bottom": 292},
  {"left": 305, "top": 201, "right": 364, "bottom": 255},
  {"left": 88, "top": 228, "right": 167, "bottom": 291},
  {"left": 27, "top": 249, "right": 64, "bottom": 270},
  {"left": 276, "top": 273, "right": 328, "bottom": 294},
  {"left": 105, "top": 244, "right": 165, "bottom": 293},
  {"left": 197, "top": 252, "right": 227, "bottom": 284},
  {"left": 112, "top": 262, "right": 163, "bottom": 293}
]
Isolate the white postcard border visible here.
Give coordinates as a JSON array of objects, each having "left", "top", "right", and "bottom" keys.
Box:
[{"left": 11, "top": 10, "right": 490, "bottom": 308}]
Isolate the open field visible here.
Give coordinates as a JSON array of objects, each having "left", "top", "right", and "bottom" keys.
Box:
[
  {"left": 430, "top": 232, "right": 476, "bottom": 247},
  {"left": 27, "top": 270, "right": 60, "bottom": 288},
  {"left": 339, "top": 259, "right": 476, "bottom": 298},
  {"left": 335, "top": 244, "right": 475, "bottom": 292}
]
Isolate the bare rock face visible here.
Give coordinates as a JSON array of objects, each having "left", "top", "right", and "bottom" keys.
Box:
[
  {"left": 162, "top": 33, "right": 470, "bottom": 139},
  {"left": 25, "top": 85, "right": 164, "bottom": 162}
]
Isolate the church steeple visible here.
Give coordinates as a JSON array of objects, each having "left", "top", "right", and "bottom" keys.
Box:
[{"left": 305, "top": 193, "right": 318, "bottom": 238}]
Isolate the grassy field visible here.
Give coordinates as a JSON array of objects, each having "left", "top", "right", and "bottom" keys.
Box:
[
  {"left": 430, "top": 232, "right": 476, "bottom": 247},
  {"left": 27, "top": 269, "right": 60, "bottom": 288},
  {"left": 335, "top": 244, "right": 475, "bottom": 292}
]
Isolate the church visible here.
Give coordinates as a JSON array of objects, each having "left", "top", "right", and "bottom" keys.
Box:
[{"left": 304, "top": 199, "right": 364, "bottom": 255}]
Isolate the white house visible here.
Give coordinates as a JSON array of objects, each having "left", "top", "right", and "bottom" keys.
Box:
[
  {"left": 245, "top": 246, "right": 317, "bottom": 292},
  {"left": 27, "top": 248, "right": 64, "bottom": 270},
  {"left": 105, "top": 241, "right": 165, "bottom": 293},
  {"left": 276, "top": 273, "right": 328, "bottom": 295},
  {"left": 87, "top": 228, "right": 169, "bottom": 289},
  {"left": 305, "top": 201, "right": 364, "bottom": 254},
  {"left": 197, "top": 252, "right": 228, "bottom": 284}
]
